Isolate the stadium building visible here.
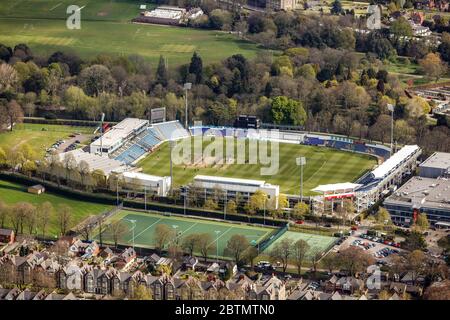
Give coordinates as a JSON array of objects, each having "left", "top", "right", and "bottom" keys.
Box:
[
  {"left": 191, "top": 175, "right": 280, "bottom": 209},
  {"left": 419, "top": 152, "right": 450, "bottom": 178},
  {"left": 383, "top": 176, "right": 450, "bottom": 226},
  {"left": 90, "top": 118, "right": 149, "bottom": 156},
  {"left": 121, "top": 171, "right": 171, "bottom": 197}
]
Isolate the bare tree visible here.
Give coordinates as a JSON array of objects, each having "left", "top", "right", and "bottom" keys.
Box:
[
  {"left": 154, "top": 224, "right": 176, "bottom": 255},
  {"left": 269, "top": 238, "right": 293, "bottom": 273},
  {"left": 292, "top": 239, "right": 310, "bottom": 275},
  {"left": 226, "top": 234, "right": 250, "bottom": 265},
  {"left": 38, "top": 202, "right": 53, "bottom": 239},
  {"left": 0, "top": 200, "right": 9, "bottom": 228},
  {"left": 181, "top": 233, "right": 200, "bottom": 256},
  {"left": 58, "top": 204, "right": 72, "bottom": 236},
  {"left": 11, "top": 202, "right": 34, "bottom": 235},
  {"left": 108, "top": 220, "right": 128, "bottom": 248},
  {"left": 198, "top": 233, "right": 215, "bottom": 262}
]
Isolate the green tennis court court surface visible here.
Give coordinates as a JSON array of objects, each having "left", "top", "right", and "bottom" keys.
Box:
[
  {"left": 264, "top": 231, "right": 337, "bottom": 259},
  {"left": 99, "top": 210, "right": 273, "bottom": 259}
]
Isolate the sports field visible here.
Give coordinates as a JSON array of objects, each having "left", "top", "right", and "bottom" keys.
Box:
[
  {"left": 139, "top": 137, "right": 377, "bottom": 195},
  {"left": 99, "top": 210, "right": 273, "bottom": 259},
  {"left": 0, "top": 179, "right": 111, "bottom": 236},
  {"left": 264, "top": 231, "right": 337, "bottom": 259},
  {"left": 0, "top": 123, "right": 93, "bottom": 157},
  {"left": 0, "top": 0, "right": 263, "bottom": 66}
]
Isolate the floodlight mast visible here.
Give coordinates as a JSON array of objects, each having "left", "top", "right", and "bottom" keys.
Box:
[{"left": 184, "top": 83, "right": 192, "bottom": 129}]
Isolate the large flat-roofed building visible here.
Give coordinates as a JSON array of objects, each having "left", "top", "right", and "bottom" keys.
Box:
[
  {"left": 383, "top": 176, "right": 450, "bottom": 225},
  {"left": 58, "top": 149, "right": 128, "bottom": 176},
  {"left": 90, "top": 118, "right": 148, "bottom": 155},
  {"left": 419, "top": 152, "right": 450, "bottom": 178},
  {"left": 192, "top": 175, "right": 280, "bottom": 209},
  {"left": 121, "top": 171, "right": 171, "bottom": 197}
]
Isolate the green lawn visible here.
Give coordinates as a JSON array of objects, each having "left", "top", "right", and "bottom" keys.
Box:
[
  {"left": 0, "top": 179, "right": 111, "bottom": 237},
  {"left": 98, "top": 210, "right": 272, "bottom": 259},
  {"left": 0, "top": 123, "right": 92, "bottom": 157},
  {"left": 0, "top": 0, "right": 264, "bottom": 66},
  {"left": 139, "top": 137, "right": 377, "bottom": 195}
]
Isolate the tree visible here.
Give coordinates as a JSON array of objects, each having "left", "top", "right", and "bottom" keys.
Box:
[
  {"left": 156, "top": 55, "right": 168, "bottom": 86},
  {"left": 375, "top": 207, "right": 392, "bottom": 225},
  {"left": 23, "top": 203, "right": 37, "bottom": 235},
  {"left": 405, "top": 250, "right": 427, "bottom": 285},
  {"left": 226, "top": 234, "right": 250, "bottom": 265},
  {"left": 247, "top": 190, "right": 267, "bottom": 215},
  {"left": 226, "top": 200, "right": 237, "bottom": 214},
  {"left": 0, "top": 63, "right": 19, "bottom": 93},
  {"left": 321, "top": 252, "right": 339, "bottom": 274},
  {"left": 182, "top": 233, "right": 200, "bottom": 256},
  {"left": 414, "top": 213, "right": 430, "bottom": 232},
  {"left": 292, "top": 239, "right": 310, "bottom": 274},
  {"left": 243, "top": 246, "right": 259, "bottom": 268},
  {"left": 58, "top": 204, "right": 72, "bottom": 236},
  {"left": 402, "top": 231, "right": 427, "bottom": 251},
  {"left": 419, "top": 53, "right": 448, "bottom": 82},
  {"left": 198, "top": 232, "right": 214, "bottom": 261},
  {"left": 78, "top": 160, "right": 91, "bottom": 190},
  {"left": 390, "top": 17, "right": 413, "bottom": 43},
  {"left": 77, "top": 64, "right": 116, "bottom": 96},
  {"left": 337, "top": 247, "right": 375, "bottom": 276},
  {"left": 109, "top": 220, "right": 128, "bottom": 248},
  {"left": 37, "top": 202, "right": 53, "bottom": 239},
  {"left": 330, "top": 0, "right": 343, "bottom": 15},
  {"left": 1, "top": 100, "right": 23, "bottom": 131},
  {"left": 11, "top": 202, "right": 34, "bottom": 235},
  {"left": 132, "top": 284, "right": 152, "bottom": 300},
  {"left": 154, "top": 224, "right": 175, "bottom": 255},
  {"left": 271, "top": 96, "right": 307, "bottom": 126},
  {"left": 269, "top": 238, "right": 293, "bottom": 272},
  {"left": 292, "top": 202, "right": 309, "bottom": 220},
  {"left": 189, "top": 52, "right": 203, "bottom": 84},
  {"left": 0, "top": 200, "right": 9, "bottom": 228},
  {"left": 424, "top": 280, "right": 450, "bottom": 300}
]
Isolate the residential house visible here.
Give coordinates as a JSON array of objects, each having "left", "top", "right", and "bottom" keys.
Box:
[{"left": 0, "top": 228, "right": 15, "bottom": 244}]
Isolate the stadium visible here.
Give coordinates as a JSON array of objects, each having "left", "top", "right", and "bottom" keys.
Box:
[{"left": 49, "top": 115, "right": 423, "bottom": 258}]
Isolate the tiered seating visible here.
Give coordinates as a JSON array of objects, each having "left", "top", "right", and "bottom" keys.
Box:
[
  {"left": 152, "top": 121, "right": 189, "bottom": 140},
  {"left": 136, "top": 129, "right": 162, "bottom": 150},
  {"left": 304, "top": 137, "right": 324, "bottom": 146},
  {"left": 115, "top": 144, "right": 146, "bottom": 164}
]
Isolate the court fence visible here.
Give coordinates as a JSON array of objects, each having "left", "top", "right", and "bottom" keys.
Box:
[{"left": 257, "top": 223, "right": 289, "bottom": 252}]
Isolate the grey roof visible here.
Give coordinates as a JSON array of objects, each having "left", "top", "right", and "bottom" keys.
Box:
[
  {"left": 0, "top": 228, "right": 13, "bottom": 236},
  {"left": 419, "top": 152, "right": 450, "bottom": 170},
  {"left": 384, "top": 176, "right": 450, "bottom": 211}
]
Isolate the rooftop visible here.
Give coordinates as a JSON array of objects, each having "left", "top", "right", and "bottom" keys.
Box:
[
  {"left": 419, "top": 152, "right": 450, "bottom": 170},
  {"left": 122, "top": 171, "right": 168, "bottom": 182},
  {"left": 91, "top": 118, "right": 148, "bottom": 149},
  {"left": 58, "top": 149, "right": 128, "bottom": 176},
  {"left": 193, "top": 175, "right": 267, "bottom": 187},
  {"left": 312, "top": 182, "right": 362, "bottom": 194},
  {"left": 371, "top": 145, "right": 420, "bottom": 180},
  {"left": 384, "top": 176, "right": 450, "bottom": 210}
]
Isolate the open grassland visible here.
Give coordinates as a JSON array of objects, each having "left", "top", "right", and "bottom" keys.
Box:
[
  {"left": 0, "top": 179, "right": 111, "bottom": 237},
  {"left": 0, "top": 123, "right": 92, "bottom": 157},
  {"left": 139, "top": 137, "right": 377, "bottom": 195},
  {"left": 0, "top": 0, "right": 264, "bottom": 66}
]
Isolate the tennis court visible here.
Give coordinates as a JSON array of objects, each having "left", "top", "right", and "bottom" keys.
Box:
[
  {"left": 264, "top": 231, "right": 337, "bottom": 259},
  {"left": 99, "top": 210, "right": 273, "bottom": 259}
]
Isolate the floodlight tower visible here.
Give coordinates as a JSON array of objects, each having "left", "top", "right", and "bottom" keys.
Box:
[
  {"left": 387, "top": 104, "right": 395, "bottom": 156},
  {"left": 296, "top": 156, "right": 306, "bottom": 203},
  {"left": 184, "top": 82, "right": 192, "bottom": 129}
]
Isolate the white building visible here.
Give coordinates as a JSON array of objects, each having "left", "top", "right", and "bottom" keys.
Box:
[
  {"left": 192, "top": 175, "right": 280, "bottom": 209},
  {"left": 90, "top": 118, "right": 148, "bottom": 156},
  {"left": 419, "top": 152, "right": 450, "bottom": 178},
  {"left": 121, "top": 171, "right": 171, "bottom": 197}
]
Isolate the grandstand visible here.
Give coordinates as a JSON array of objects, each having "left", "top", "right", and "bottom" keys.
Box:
[{"left": 88, "top": 119, "right": 189, "bottom": 166}]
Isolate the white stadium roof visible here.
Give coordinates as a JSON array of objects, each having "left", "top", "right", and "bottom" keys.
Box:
[
  {"left": 371, "top": 145, "right": 420, "bottom": 180},
  {"left": 91, "top": 118, "right": 148, "bottom": 149},
  {"left": 312, "top": 182, "right": 362, "bottom": 193},
  {"left": 193, "top": 175, "right": 267, "bottom": 187},
  {"left": 122, "top": 171, "right": 168, "bottom": 183}
]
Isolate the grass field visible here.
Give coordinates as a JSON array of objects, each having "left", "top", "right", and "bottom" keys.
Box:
[
  {"left": 0, "top": 179, "right": 111, "bottom": 236},
  {"left": 0, "top": 0, "right": 264, "bottom": 66},
  {"left": 139, "top": 137, "right": 377, "bottom": 195},
  {"left": 0, "top": 123, "right": 93, "bottom": 157},
  {"left": 264, "top": 231, "right": 337, "bottom": 259},
  {"left": 98, "top": 210, "right": 273, "bottom": 259}
]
